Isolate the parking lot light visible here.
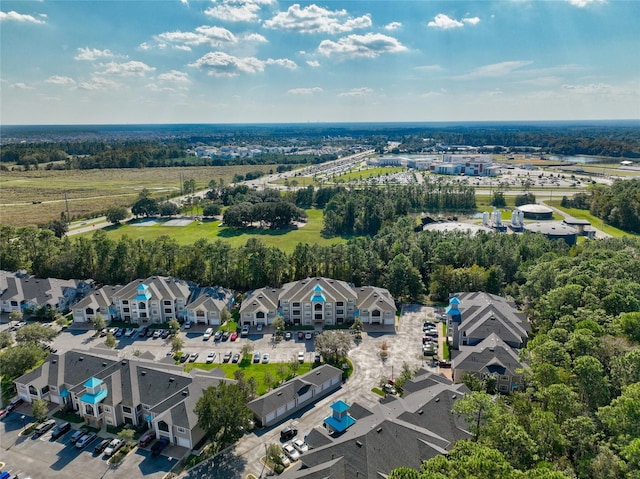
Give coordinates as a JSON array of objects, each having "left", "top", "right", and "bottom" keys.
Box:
[{"left": 21, "top": 414, "right": 26, "bottom": 429}]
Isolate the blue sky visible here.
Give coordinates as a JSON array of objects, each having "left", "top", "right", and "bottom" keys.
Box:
[{"left": 1, "top": 0, "right": 638, "bottom": 125}]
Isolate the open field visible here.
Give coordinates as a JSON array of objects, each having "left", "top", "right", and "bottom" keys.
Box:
[
  {"left": 0, "top": 165, "right": 275, "bottom": 226},
  {"left": 546, "top": 200, "right": 635, "bottom": 238},
  {"left": 269, "top": 176, "right": 318, "bottom": 187},
  {"left": 331, "top": 166, "right": 405, "bottom": 182},
  {"left": 83, "top": 208, "right": 347, "bottom": 252}
]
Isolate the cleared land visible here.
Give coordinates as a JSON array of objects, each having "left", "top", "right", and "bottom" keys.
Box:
[
  {"left": 0, "top": 165, "right": 274, "bottom": 226},
  {"left": 546, "top": 200, "right": 633, "bottom": 238},
  {"left": 331, "top": 166, "right": 405, "bottom": 182},
  {"left": 85, "top": 208, "right": 346, "bottom": 253}
]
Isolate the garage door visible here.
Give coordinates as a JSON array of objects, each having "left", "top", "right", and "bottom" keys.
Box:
[{"left": 176, "top": 436, "right": 191, "bottom": 448}]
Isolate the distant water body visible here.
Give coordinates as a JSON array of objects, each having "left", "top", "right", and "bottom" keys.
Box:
[{"left": 546, "top": 155, "right": 614, "bottom": 164}]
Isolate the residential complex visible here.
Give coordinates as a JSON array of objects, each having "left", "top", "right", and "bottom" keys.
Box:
[{"left": 369, "top": 153, "right": 500, "bottom": 176}]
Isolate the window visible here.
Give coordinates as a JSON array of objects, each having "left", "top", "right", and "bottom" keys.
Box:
[
  {"left": 85, "top": 404, "right": 94, "bottom": 415},
  {"left": 196, "top": 311, "right": 205, "bottom": 317},
  {"left": 136, "top": 404, "right": 142, "bottom": 411},
  {"left": 256, "top": 311, "right": 265, "bottom": 319},
  {"left": 11, "top": 301, "right": 18, "bottom": 306},
  {"left": 122, "top": 300, "right": 129, "bottom": 305},
  {"left": 85, "top": 307, "right": 94, "bottom": 315},
  {"left": 138, "top": 302, "right": 146, "bottom": 310},
  {"left": 164, "top": 300, "right": 172, "bottom": 306},
  {"left": 140, "top": 312, "right": 147, "bottom": 318},
  {"left": 51, "top": 386, "right": 57, "bottom": 391},
  {"left": 337, "top": 302, "right": 344, "bottom": 307},
  {"left": 164, "top": 308, "right": 172, "bottom": 314},
  {"left": 143, "top": 405, "right": 150, "bottom": 410},
  {"left": 123, "top": 307, "right": 130, "bottom": 313},
  {"left": 41, "top": 385, "right": 49, "bottom": 394},
  {"left": 314, "top": 303, "right": 322, "bottom": 311},
  {"left": 177, "top": 427, "right": 186, "bottom": 433},
  {"left": 106, "top": 418, "right": 113, "bottom": 425},
  {"left": 293, "top": 310, "right": 300, "bottom": 316},
  {"left": 293, "top": 302, "right": 300, "bottom": 307},
  {"left": 29, "top": 385, "right": 37, "bottom": 395},
  {"left": 372, "top": 310, "right": 381, "bottom": 317},
  {"left": 104, "top": 406, "right": 111, "bottom": 413},
  {"left": 158, "top": 421, "right": 169, "bottom": 432},
  {"left": 124, "top": 316, "right": 131, "bottom": 321},
  {"left": 122, "top": 406, "right": 132, "bottom": 413},
  {"left": 337, "top": 309, "right": 344, "bottom": 315}
]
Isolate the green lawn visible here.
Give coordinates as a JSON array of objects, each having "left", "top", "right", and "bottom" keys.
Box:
[
  {"left": 547, "top": 201, "right": 635, "bottom": 238},
  {"left": 185, "top": 360, "right": 313, "bottom": 396},
  {"left": 82, "top": 208, "right": 348, "bottom": 253},
  {"left": 270, "top": 177, "right": 318, "bottom": 187},
  {"left": 331, "top": 166, "right": 405, "bottom": 183}
]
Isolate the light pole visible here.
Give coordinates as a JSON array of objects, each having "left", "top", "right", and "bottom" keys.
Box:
[{"left": 20, "top": 414, "right": 26, "bottom": 430}]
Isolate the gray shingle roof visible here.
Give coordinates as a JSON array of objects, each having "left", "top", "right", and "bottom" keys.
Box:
[{"left": 452, "top": 333, "right": 525, "bottom": 376}]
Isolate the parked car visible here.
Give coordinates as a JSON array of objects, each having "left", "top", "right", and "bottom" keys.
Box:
[
  {"left": 76, "top": 432, "right": 97, "bottom": 449},
  {"left": 107, "top": 327, "right": 118, "bottom": 335},
  {"left": 297, "top": 351, "right": 305, "bottom": 363},
  {"left": 221, "top": 331, "right": 230, "bottom": 341},
  {"left": 50, "top": 421, "right": 71, "bottom": 440},
  {"left": 153, "top": 329, "right": 162, "bottom": 339},
  {"left": 146, "top": 328, "right": 154, "bottom": 337},
  {"left": 231, "top": 353, "right": 240, "bottom": 363},
  {"left": 206, "top": 352, "right": 216, "bottom": 363},
  {"left": 0, "top": 409, "right": 8, "bottom": 419},
  {"left": 32, "top": 419, "right": 57, "bottom": 437},
  {"left": 256, "top": 323, "right": 263, "bottom": 332},
  {"left": 262, "top": 353, "right": 270, "bottom": 363},
  {"left": 292, "top": 438, "right": 309, "bottom": 453},
  {"left": 161, "top": 329, "right": 170, "bottom": 339},
  {"left": 6, "top": 397, "right": 23, "bottom": 412},
  {"left": 151, "top": 437, "right": 170, "bottom": 456},
  {"left": 115, "top": 328, "right": 124, "bottom": 337},
  {"left": 223, "top": 351, "right": 232, "bottom": 362},
  {"left": 229, "top": 331, "right": 238, "bottom": 341},
  {"left": 138, "top": 326, "right": 148, "bottom": 337},
  {"left": 283, "top": 442, "right": 301, "bottom": 461},
  {"left": 138, "top": 430, "right": 156, "bottom": 447},
  {"left": 203, "top": 328, "right": 213, "bottom": 340},
  {"left": 124, "top": 328, "right": 134, "bottom": 337},
  {"left": 70, "top": 429, "right": 85, "bottom": 443},
  {"left": 103, "top": 438, "right": 124, "bottom": 457},
  {"left": 284, "top": 331, "right": 292, "bottom": 340},
  {"left": 179, "top": 352, "right": 189, "bottom": 363},
  {"left": 305, "top": 332, "right": 313, "bottom": 340},
  {"left": 297, "top": 331, "right": 304, "bottom": 340},
  {"left": 94, "top": 438, "right": 111, "bottom": 454},
  {"left": 188, "top": 352, "right": 199, "bottom": 362},
  {"left": 279, "top": 454, "right": 291, "bottom": 468},
  {"left": 183, "top": 320, "right": 192, "bottom": 329},
  {"left": 214, "top": 331, "right": 222, "bottom": 341},
  {"left": 240, "top": 325, "right": 249, "bottom": 337},
  {"left": 253, "top": 351, "right": 261, "bottom": 363},
  {"left": 280, "top": 426, "right": 297, "bottom": 441}
]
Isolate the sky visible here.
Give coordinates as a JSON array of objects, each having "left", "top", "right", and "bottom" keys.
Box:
[{"left": 1, "top": 0, "right": 638, "bottom": 125}]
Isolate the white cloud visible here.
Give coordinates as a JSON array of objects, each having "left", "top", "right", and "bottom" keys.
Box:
[
  {"left": 306, "top": 60, "right": 320, "bottom": 67},
  {"left": 288, "top": 87, "right": 323, "bottom": 95},
  {"left": 453, "top": 60, "right": 533, "bottom": 79},
  {"left": 339, "top": 87, "right": 373, "bottom": 97},
  {"left": 0, "top": 10, "right": 45, "bottom": 24},
  {"left": 415, "top": 64, "right": 443, "bottom": 72},
  {"left": 189, "top": 51, "right": 295, "bottom": 76},
  {"left": 99, "top": 61, "right": 155, "bottom": 77},
  {"left": 45, "top": 75, "right": 76, "bottom": 85},
  {"left": 157, "top": 70, "right": 190, "bottom": 83},
  {"left": 428, "top": 13, "right": 480, "bottom": 30},
  {"left": 242, "top": 33, "right": 268, "bottom": 43},
  {"left": 265, "top": 4, "right": 371, "bottom": 34},
  {"left": 562, "top": 83, "right": 611, "bottom": 93},
  {"left": 566, "top": 0, "right": 606, "bottom": 7},
  {"left": 77, "top": 76, "right": 121, "bottom": 91},
  {"left": 384, "top": 21, "right": 402, "bottom": 31},
  {"left": 154, "top": 25, "right": 237, "bottom": 48},
  {"left": 146, "top": 83, "right": 176, "bottom": 93},
  {"left": 11, "top": 82, "right": 35, "bottom": 90},
  {"left": 75, "top": 47, "right": 115, "bottom": 61},
  {"left": 205, "top": 3, "right": 261, "bottom": 22},
  {"left": 318, "top": 33, "right": 407, "bottom": 59}
]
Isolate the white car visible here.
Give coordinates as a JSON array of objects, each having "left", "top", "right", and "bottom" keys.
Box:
[
  {"left": 124, "top": 328, "right": 134, "bottom": 337},
  {"left": 292, "top": 438, "right": 309, "bottom": 453},
  {"left": 183, "top": 321, "right": 192, "bottom": 329},
  {"left": 203, "top": 328, "right": 213, "bottom": 340},
  {"left": 256, "top": 323, "right": 263, "bottom": 332},
  {"left": 297, "top": 351, "right": 305, "bottom": 363},
  {"left": 103, "top": 438, "right": 123, "bottom": 457},
  {"left": 206, "top": 352, "right": 216, "bottom": 363},
  {"left": 279, "top": 454, "right": 291, "bottom": 467},
  {"left": 262, "top": 353, "right": 270, "bottom": 363},
  {"left": 283, "top": 443, "right": 301, "bottom": 461}
]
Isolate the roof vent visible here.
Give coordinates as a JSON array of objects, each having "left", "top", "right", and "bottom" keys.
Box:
[
  {"left": 418, "top": 410, "right": 424, "bottom": 415},
  {"left": 356, "top": 440, "right": 363, "bottom": 447},
  {"left": 435, "top": 397, "right": 440, "bottom": 402},
  {"left": 182, "top": 390, "right": 188, "bottom": 396},
  {"left": 141, "top": 371, "right": 146, "bottom": 376},
  {"left": 121, "top": 361, "right": 127, "bottom": 366},
  {"left": 52, "top": 359, "right": 57, "bottom": 364},
  {"left": 452, "top": 395, "right": 457, "bottom": 400},
  {"left": 169, "top": 377, "right": 175, "bottom": 382},
  {"left": 79, "top": 357, "right": 84, "bottom": 361},
  {"left": 376, "top": 427, "right": 382, "bottom": 433},
  {"left": 277, "top": 392, "right": 282, "bottom": 396},
  {"left": 102, "top": 362, "right": 107, "bottom": 367}
]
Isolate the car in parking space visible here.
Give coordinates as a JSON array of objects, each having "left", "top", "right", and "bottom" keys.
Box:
[
  {"left": 50, "top": 421, "right": 71, "bottom": 440},
  {"left": 221, "top": 331, "right": 230, "bottom": 341},
  {"left": 283, "top": 442, "right": 301, "bottom": 461},
  {"left": 6, "top": 397, "right": 24, "bottom": 413},
  {"left": 256, "top": 323, "right": 263, "bottom": 332},
  {"left": 253, "top": 351, "right": 261, "bottom": 363},
  {"left": 107, "top": 327, "right": 118, "bottom": 336},
  {"left": 104, "top": 438, "right": 124, "bottom": 457},
  {"left": 124, "top": 328, "right": 135, "bottom": 337},
  {"left": 153, "top": 329, "right": 162, "bottom": 339},
  {"left": 203, "top": 328, "right": 213, "bottom": 340},
  {"left": 76, "top": 432, "right": 98, "bottom": 449},
  {"left": 305, "top": 332, "right": 313, "bottom": 340},
  {"left": 179, "top": 352, "right": 189, "bottom": 363},
  {"left": 240, "top": 325, "right": 249, "bottom": 337},
  {"left": 94, "top": 438, "right": 111, "bottom": 454},
  {"left": 280, "top": 426, "right": 297, "bottom": 441},
  {"left": 223, "top": 351, "right": 232, "bottom": 362},
  {"left": 70, "top": 429, "right": 86, "bottom": 443},
  {"left": 138, "top": 326, "right": 148, "bottom": 337},
  {"left": 231, "top": 353, "right": 241, "bottom": 363},
  {"left": 229, "top": 331, "right": 238, "bottom": 341},
  {"left": 297, "top": 351, "right": 305, "bottom": 363},
  {"left": 138, "top": 430, "right": 156, "bottom": 447},
  {"left": 151, "top": 437, "right": 170, "bottom": 456},
  {"left": 161, "top": 329, "right": 170, "bottom": 339},
  {"left": 206, "top": 351, "right": 216, "bottom": 363},
  {"left": 284, "top": 331, "right": 292, "bottom": 341},
  {"left": 146, "top": 328, "right": 154, "bottom": 337},
  {"left": 297, "top": 331, "right": 304, "bottom": 340},
  {"left": 188, "top": 352, "right": 199, "bottom": 362},
  {"left": 32, "top": 419, "right": 57, "bottom": 438},
  {"left": 214, "top": 331, "right": 222, "bottom": 341},
  {"left": 292, "top": 438, "right": 309, "bottom": 453},
  {"left": 262, "top": 353, "right": 270, "bottom": 363},
  {"left": 183, "top": 320, "right": 192, "bottom": 329},
  {"left": 115, "top": 328, "right": 124, "bottom": 337},
  {"left": 279, "top": 454, "right": 291, "bottom": 467}
]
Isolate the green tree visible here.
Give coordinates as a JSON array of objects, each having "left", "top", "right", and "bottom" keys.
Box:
[
  {"left": 263, "top": 371, "right": 276, "bottom": 390},
  {"left": 0, "top": 331, "right": 13, "bottom": 349},
  {"left": 15, "top": 323, "right": 58, "bottom": 347},
  {"left": 277, "top": 364, "right": 288, "bottom": 384},
  {"left": 131, "top": 189, "right": 159, "bottom": 217},
  {"left": 314, "top": 330, "right": 353, "bottom": 365},
  {"left": 240, "top": 342, "right": 254, "bottom": 357},
  {"left": 104, "top": 332, "right": 117, "bottom": 349},
  {"left": 117, "top": 428, "right": 135, "bottom": 443},
  {"left": 289, "top": 356, "right": 301, "bottom": 376},
  {"left": 31, "top": 398, "right": 48, "bottom": 421},
  {"left": 0, "top": 344, "right": 47, "bottom": 380},
  {"left": 171, "top": 334, "right": 185, "bottom": 353},
  {"left": 9, "top": 310, "right": 23, "bottom": 322},
  {"left": 452, "top": 391, "right": 499, "bottom": 442},
  {"left": 167, "top": 318, "right": 180, "bottom": 335},
  {"left": 597, "top": 382, "right": 640, "bottom": 442},
  {"left": 383, "top": 253, "right": 424, "bottom": 301},
  {"left": 194, "top": 382, "right": 253, "bottom": 451},
  {"left": 272, "top": 316, "right": 285, "bottom": 337},
  {"left": 105, "top": 206, "right": 128, "bottom": 225},
  {"left": 91, "top": 313, "right": 106, "bottom": 332}
]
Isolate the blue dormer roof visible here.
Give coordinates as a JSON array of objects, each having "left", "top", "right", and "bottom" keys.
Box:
[
  {"left": 449, "top": 297, "right": 461, "bottom": 305},
  {"left": 313, "top": 284, "right": 323, "bottom": 292},
  {"left": 331, "top": 400, "right": 350, "bottom": 414},
  {"left": 80, "top": 388, "right": 107, "bottom": 405},
  {"left": 135, "top": 283, "right": 152, "bottom": 301},
  {"left": 311, "top": 293, "right": 326, "bottom": 302},
  {"left": 84, "top": 377, "right": 103, "bottom": 389}
]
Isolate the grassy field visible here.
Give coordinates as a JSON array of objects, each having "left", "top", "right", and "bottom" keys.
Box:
[
  {"left": 185, "top": 360, "right": 313, "bottom": 396},
  {"left": 269, "top": 176, "right": 318, "bottom": 187},
  {"left": 331, "top": 166, "right": 405, "bottom": 183},
  {"left": 0, "top": 165, "right": 276, "bottom": 227},
  {"left": 86, "top": 208, "right": 347, "bottom": 252},
  {"left": 546, "top": 201, "right": 635, "bottom": 238}
]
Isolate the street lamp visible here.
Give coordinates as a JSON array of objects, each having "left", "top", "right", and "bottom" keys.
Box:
[{"left": 21, "top": 414, "right": 26, "bottom": 430}]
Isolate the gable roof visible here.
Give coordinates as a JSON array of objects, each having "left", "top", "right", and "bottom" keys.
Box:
[
  {"left": 112, "top": 276, "right": 191, "bottom": 302},
  {"left": 452, "top": 333, "right": 526, "bottom": 377}
]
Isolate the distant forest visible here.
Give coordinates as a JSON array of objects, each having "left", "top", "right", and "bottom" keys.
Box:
[{"left": 1, "top": 123, "right": 639, "bottom": 170}]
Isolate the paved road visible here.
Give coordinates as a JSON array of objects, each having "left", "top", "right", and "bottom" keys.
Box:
[{"left": 182, "top": 304, "right": 437, "bottom": 479}]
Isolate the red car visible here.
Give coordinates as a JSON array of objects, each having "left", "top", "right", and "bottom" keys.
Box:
[{"left": 229, "top": 331, "right": 238, "bottom": 341}]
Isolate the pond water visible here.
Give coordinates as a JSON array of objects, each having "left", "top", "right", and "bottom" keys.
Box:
[{"left": 546, "top": 155, "right": 600, "bottom": 164}]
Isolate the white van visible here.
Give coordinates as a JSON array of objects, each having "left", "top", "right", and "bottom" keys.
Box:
[{"left": 203, "top": 328, "right": 213, "bottom": 340}]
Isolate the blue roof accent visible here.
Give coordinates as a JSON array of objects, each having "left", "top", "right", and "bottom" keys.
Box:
[
  {"left": 84, "top": 377, "right": 103, "bottom": 389},
  {"left": 80, "top": 388, "right": 107, "bottom": 405},
  {"left": 449, "top": 297, "right": 461, "bottom": 305},
  {"left": 60, "top": 388, "right": 70, "bottom": 398},
  {"left": 313, "top": 284, "right": 324, "bottom": 292},
  {"left": 324, "top": 414, "right": 356, "bottom": 433},
  {"left": 135, "top": 283, "right": 152, "bottom": 301},
  {"left": 310, "top": 293, "right": 326, "bottom": 303},
  {"left": 330, "top": 400, "right": 350, "bottom": 414},
  {"left": 145, "top": 414, "right": 153, "bottom": 422}
]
